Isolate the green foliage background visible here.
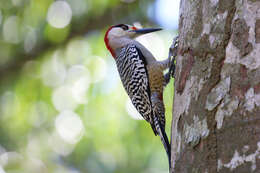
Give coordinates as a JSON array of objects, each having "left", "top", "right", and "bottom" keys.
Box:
[{"left": 0, "top": 0, "right": 176, "bottom": 172}]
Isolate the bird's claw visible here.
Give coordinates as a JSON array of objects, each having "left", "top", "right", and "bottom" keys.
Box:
[
  {"left": 164, "top": 35, "right": 179, "bottom": 86},
  {"left": 168, "top": 35, "right": 179, "bottom": 78}
]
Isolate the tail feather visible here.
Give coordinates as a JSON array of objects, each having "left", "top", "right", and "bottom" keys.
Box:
[{"left": 154, "top": 116, "right": 171, "bottom": 169}]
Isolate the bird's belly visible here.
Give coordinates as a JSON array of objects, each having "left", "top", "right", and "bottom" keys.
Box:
[{"left": 147, "top": 64, "right": 164, "bottom": 93}]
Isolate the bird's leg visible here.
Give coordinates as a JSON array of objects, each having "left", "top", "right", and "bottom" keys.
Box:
[{"left": 163, "top": 35, "right": 179, "bottom": 86}]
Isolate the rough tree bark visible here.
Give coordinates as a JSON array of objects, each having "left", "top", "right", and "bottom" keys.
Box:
[{"left": 171, "top": 0, "right": 260, "bottom": 172}]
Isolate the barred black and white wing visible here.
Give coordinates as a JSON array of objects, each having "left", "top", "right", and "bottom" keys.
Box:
[
  {"left": 116, "top": 44, "right": 152, "bottom": 123},
  {"left": 115, "top": 44, "right": 171, "bottom": 168}
]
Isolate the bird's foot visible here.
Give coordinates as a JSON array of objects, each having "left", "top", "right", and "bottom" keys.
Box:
[
  {"left": 164, "top": 35, "right": 179, "bottom": 85},
  {"left": 168, "top": 35, "right": 179, "bottom": 78}
]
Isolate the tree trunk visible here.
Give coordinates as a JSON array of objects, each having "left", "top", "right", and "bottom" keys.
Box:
[{"left": 171, "top": 0, "right": 260, "bottom": 172}]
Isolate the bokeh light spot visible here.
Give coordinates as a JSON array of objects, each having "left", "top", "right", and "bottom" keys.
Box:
[
  {"left": 66, "top": 65, "right": 90, "bottom": 104},
  {"left": 66, "top": 65, "right": 88, "bottom": 83},
  {"left": 52, "top": 86, "right": 78, "bottom": 111},
  {"left": 48, "top": 132, "right": 75, "bottom": 156},
  {"left": 67, "top": 0, "right": 87, "bottom": 17},
  {"left": 55, "top": 111, "right": 84, "bottom": 144},
  {"left": 125, "top": 99, "right": 143, "bottom": 120},
  {"left": 101, "top": 61, "right": 120, "bottom": 94},
  {"left": 29, "top": 101, "right": 49, "bottom": 127},
  {"left": 89, "top": 57, "right": 107, "bottom": 83},
  {"left": 24, "top": 28, "right": 37, "bottom": 53},
  {"left": 3, "top": 16, "right": 20, "bottom": 44},
  {"left": 23, "top": 157, "right": 47, "bottom": 173},
  {"left": 47, "top": 1, "right": 72, "bottom": 28},
  {"left": 65, "top": 39, "right": 91, "bottom": 65},
  {"left": 12, "top": 0, "right": 23, "bottom": 6},
  {"left": 41, "top": 54, "right": 66, "bottom": 87}
]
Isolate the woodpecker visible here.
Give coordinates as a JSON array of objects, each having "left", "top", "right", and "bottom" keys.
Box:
[{"left": 104, "top": 24, "right": 178, "bottom": 169}]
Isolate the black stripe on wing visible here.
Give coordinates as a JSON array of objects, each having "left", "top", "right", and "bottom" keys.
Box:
[{"left": 116, "top": 44, "right": 152, "bottom": 123}]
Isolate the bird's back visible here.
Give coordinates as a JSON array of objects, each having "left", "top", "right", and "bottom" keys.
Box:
[{"left": 115, "top": 43, "right": 166, "bottom": 132}]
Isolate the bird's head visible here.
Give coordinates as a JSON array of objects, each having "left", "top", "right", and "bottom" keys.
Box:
[{"left": 104, "top": 24, "right": 162, "bottom": 58}]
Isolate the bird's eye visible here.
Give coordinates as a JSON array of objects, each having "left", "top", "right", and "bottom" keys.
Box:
[
  {"left": 113, "top": 24, "right": 129, "bottom": 31},
  {"left": 121, "top": 25, "right": 129, "bottom": 30}
]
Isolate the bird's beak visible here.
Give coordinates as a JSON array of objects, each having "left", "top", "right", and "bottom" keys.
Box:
[{"left": 129, "top": 28, "right": 162, "bottom": 34}]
